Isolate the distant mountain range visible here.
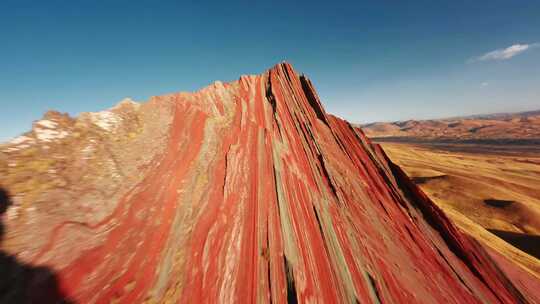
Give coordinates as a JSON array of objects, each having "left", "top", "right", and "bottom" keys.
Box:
[{"left": 361, "top": 109, "right": 540, "bottom": 144}]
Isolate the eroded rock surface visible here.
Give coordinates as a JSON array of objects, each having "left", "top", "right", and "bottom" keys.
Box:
[{"left": 0, "top": 63, "right": 538, "bottom": 303}]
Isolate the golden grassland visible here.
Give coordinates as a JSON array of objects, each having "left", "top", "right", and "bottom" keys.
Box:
[{"left": 380, "top": 142, "right": 540, "bottom": 278}]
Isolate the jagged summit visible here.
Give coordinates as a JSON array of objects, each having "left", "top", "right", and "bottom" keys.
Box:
[{"left": 0, "top": 63, "right": 538, "bottom": 303}]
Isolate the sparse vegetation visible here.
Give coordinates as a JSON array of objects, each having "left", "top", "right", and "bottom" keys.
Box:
[{"left": 381, "top": 142, "right": 540, "bottom": 277}]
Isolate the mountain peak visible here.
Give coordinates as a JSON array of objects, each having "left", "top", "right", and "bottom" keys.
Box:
[{"left": 0, "top": 64, "right": 537, "bottom": 303}]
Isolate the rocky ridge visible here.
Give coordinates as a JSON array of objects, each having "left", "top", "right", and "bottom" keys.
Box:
[{"left": 0, "top": 63, "right": 538, "bottom": 303}]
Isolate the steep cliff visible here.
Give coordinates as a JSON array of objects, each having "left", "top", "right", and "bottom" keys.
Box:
[{"left": 0, "top": 63, "right": 538, "bottom": 303}]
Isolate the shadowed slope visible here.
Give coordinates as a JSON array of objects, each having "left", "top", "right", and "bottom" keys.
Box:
[
  {"left": 0, "top": 63, "right": 538, "bottom": 303},
  {"left": 378, "top": 142, "right": 540, "bottom": 280},
  {"left": 0, "top": 188, "right": 72, "bottom": 304}
]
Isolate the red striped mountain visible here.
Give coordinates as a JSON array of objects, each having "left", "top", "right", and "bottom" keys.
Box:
[{"left": 0, "top": 63, "right": 538, "bottom": 303}]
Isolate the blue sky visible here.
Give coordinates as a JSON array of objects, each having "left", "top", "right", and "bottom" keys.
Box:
[{"left": 1, "top": 0, "right": 539, "bottom": 141}]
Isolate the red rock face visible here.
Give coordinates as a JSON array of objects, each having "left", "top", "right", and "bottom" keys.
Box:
[{"left": 1, "top": 63, "right": 538, "bottom": 303}]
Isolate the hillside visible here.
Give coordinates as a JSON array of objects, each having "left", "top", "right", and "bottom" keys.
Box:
[
  {"left": 0, "top": 63, "right": 538, "bottom": 303},
  {"left": 362, "top": 111, "right": 540, "bottom": 144}
]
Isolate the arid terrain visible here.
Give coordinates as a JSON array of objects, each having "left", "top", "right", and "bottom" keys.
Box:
[
  {"left": 1, "top": 63, "right": 538, "bottom": 303},
  {"left": 364, "top": 112, "right": 540, "bottom": 279},
  {"left": 363, "top": 110, "right": 540, "bottom": 144},
  {"left": 381, "top": 144, "right": 540, "bottom": 275}
]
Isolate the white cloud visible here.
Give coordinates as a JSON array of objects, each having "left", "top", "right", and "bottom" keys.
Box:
[
  {"left": 481, "top": 82, "right": 489, "bottom": 87},
  {"left": 469, "top": 43, "right": 539, "bottom": 62}
]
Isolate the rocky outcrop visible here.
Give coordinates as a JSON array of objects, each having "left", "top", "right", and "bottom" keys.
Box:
[{"left": 0, "top": 63, "right": 538, "bottom": 303}]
